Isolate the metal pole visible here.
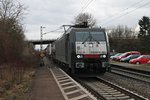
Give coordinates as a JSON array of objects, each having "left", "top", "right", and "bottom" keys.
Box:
[
  {"left": 40, "top": 26, "right": 46, "bottom": 51},
  {"left": 40, "top": 26, "right": 43, "bottom": 51}
]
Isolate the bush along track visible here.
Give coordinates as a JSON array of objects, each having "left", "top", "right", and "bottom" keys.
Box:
[{"left": 0, "top": 64, "right": 35, "bottom": 100}]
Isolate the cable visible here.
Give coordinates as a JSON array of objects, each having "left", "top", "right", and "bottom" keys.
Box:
[
  {"left": 99, "top": 0, "right": 146, "bottom": 23},
  {"left": 81, "top": 0, "right": 89, "bottom": 5},
  {"left": 120, "top": 0, "right": 145, "bottom": 12},
  {"left": 74, "top": 0, "right": 144, "bottom": 25},
  {"left": 80, "top": 0, "right": 94, "bottom": 13},
  {"left": 101, "top": 1, "right": 150, "bottom": 26},
  {"left": 43, "top": 26, "right": 63, "bottom": 35},
  {"left": 73, "top": 0, "right": 94, "bottom": 17}
]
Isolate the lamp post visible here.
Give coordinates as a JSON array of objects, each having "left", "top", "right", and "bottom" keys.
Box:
[{"left": 40, "top": 26, "right": 45, "bottom": 51}]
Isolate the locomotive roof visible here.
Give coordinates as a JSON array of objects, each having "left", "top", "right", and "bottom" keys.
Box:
[
  {"left": 53, "top": 27, "right": 106, "bottom": 44},
  {"left": 65, "top": 27, "right": 105, "bottom": 34}
]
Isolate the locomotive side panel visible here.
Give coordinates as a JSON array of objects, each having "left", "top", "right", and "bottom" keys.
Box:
[{"left": 55, "top": 34, "right": 68, "bottom": 64}]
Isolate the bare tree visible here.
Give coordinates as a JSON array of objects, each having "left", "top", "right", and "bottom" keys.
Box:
[
  {"left": 0, "top": 0, "right": 25, "bottom": 20},
  {"left": 0, "top": 0, "right": 26, "bottom": 63},
  {"left": 108, "top": 25, "right": 133, "bottom": 38},
  {"left": 108, "top": 25, "right": 138, "bottom": 52},
  {"left": 73, "top": 13, "right": 97, "bottom": 28}
]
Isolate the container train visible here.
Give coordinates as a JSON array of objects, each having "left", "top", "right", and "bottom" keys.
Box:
[{"left": 50, "top": 25, "right": 110, "bottom": 76}]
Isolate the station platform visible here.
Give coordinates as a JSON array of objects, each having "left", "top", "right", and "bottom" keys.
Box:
[
  {"left": 29, "top": 66, "right": 65, "bottom": 100},
  {"left": 110, "top": 61, "right": 150, "bottom": 72},
  {"left": 28, "top": 57, "right": 96, "bottom": 100}
]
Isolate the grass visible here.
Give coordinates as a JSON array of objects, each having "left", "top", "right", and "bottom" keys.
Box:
[{"left": 0, "top": 64, "right": 35, "bottom": 100}]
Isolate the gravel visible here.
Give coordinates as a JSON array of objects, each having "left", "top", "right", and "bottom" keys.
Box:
[{"left": 99, "top": 72, "right": 150, "bottom": 99}]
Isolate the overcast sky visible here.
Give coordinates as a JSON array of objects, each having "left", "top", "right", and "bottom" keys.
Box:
[{"left": 20, "top": 0, "right": 150, "bottom": 40}]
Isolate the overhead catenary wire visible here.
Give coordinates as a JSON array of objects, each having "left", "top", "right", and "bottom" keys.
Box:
[
  {"left": 108, "top": 0, "right": 145, "bottom": 19},
  {"left": 99, "top": 0, "right": 146, "bottom": 25},
  {"left": 42, "top": 26, "right": 63, "bottom": 35},
  {"left": 80, "top": 0, "right": 94, "bottom": 13},
  {"left": 101, "top": 0, "right": 150, "bottom": 26},
  {"left": 42, "top": 0, "right": 94, "bottom": 33},
  {"left": 73, "top": 0, "right": 146, "bottom": 27},
  {"left": 41, "top": 0, "right": 148, "bottom": 34},
  {"left": 120, "top": 0, "right": 145, "bottom": 13},
  {"left": 73, "top": 0, "right": 94, "bottom": 17},
  {"left": 81, "top": 0, "right": 89, "bottom": 5},
  {"left": 70, "top": 0, "right": 90, "bottom": 17},
  {"left": 42, "top": 0, "right": 95, "bottom": 33},
  {"left": 75, "top": 0, "right": 145, "bottom": 22}
]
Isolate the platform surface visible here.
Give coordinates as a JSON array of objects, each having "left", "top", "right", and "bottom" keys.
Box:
[{"left": 29, "top": 66, "right": 65, "bottom": 100}]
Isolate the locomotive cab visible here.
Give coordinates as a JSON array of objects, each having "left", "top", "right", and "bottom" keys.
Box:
[
  {"left": 67, "top": 28, "right": 110, "bottom": 76},
  {"left": 53, "top": 26, "right": 110, "bottom": 77}
]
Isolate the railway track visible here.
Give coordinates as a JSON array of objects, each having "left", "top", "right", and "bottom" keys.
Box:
[
  {"left": 110, "top": 65, "right": 150, "bottom": 84},
  {"left": 48, "top": 62, "right": 149, "bottom": 100},
  {"left": 76, "top": 77, "right": 148, "bottom": 100},
  {"left": 49, "top": 67, "right": 97, "bottom": 100}
]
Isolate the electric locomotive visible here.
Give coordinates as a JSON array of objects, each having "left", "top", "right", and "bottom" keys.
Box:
[{"left": 52, "top": 24, "right": 110, "bottom": 76}]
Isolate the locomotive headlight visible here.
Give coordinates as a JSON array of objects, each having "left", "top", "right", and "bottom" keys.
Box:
[
  {"left": 77, "top": 55, "right": 83, "bottom": 58},
  {"left": 103, "top": 55, "right": 106, "bottom": 58},
  {"left": 100, "top": 55, "right": 107, "bottom": 58}
]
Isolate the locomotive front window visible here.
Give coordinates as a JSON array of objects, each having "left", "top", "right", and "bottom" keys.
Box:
[
  {"left": 76, "top": 32, "right": 89, "bottom": 42},
  {"left": 91, "top": 32, "right": 105, "bottom": 41},
  {"left": 76, "top": 32, "right": 105, "bottom": 42}
]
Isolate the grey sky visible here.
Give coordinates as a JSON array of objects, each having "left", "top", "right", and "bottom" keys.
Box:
[{"left": 20, "top": 0, "right": 150, "bottom": 40}]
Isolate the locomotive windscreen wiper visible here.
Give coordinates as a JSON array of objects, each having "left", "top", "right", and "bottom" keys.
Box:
[
  {"left": 82, "top": 35, "right": 90, "bottom": 44},
  {"left": 91, "top": 36, "right": 100, "bottom": 44},
  {"left": 82, "top": 32, "right": 99, "bottom": 44}
]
